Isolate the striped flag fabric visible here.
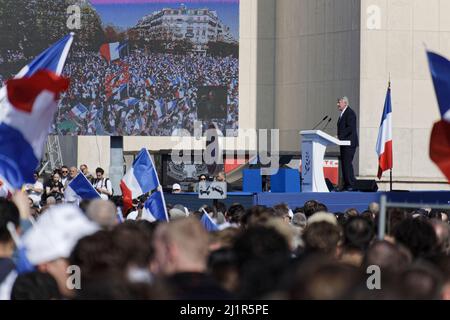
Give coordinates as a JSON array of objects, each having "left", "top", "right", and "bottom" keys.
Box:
[
  {"left": 142, "top": 190, "right": 169, "bottom": 222},
  {"left": 426, "top": 50, "right": 450, "bottom": 181},
  {"left": 100, "top": 42, "right": 127, "bottom": 62},
  {"left": 15, "top": 33, "right": 74, "bottom": 79},
  {"left": 120, "top": 148, "right": 160, "bottom": 214},
  {"left": 65, "top": 173, "right": 101, "bottom": 203},
  {"left": 376, "top": 83, "right": 393, "bottom": 179},
  {"left": 70, "top": 103, "right": 88, "bottom": 119},
  {"left": 0, "top": 71, "right": 69, "bottom": 190},
  {"left": 200, "top": 209, "right": 219, "bottom": 232}
]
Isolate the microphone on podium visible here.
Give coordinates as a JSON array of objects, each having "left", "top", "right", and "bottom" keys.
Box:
[
  {"left": 322, "top": 117, "right": 332, "bottom": 131},
  {"left": 312, "top": 115, "right": 329, "bottom": 130}
]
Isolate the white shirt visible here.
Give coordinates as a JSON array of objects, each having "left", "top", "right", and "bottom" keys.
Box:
[
  {"left": 340, "top": 106, "right": 349, "bottom": 120},
  {"left": 93, "top": 178, "right": 113, "bottom": 200}
]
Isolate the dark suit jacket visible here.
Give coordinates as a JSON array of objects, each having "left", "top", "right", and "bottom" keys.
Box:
[{"left": 337, "top": 107, "right": 359, "bottom": 148}]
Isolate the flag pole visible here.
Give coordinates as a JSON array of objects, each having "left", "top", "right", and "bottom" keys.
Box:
[
  {"left": 390, "top": 169, "right": 393, "bottom": 192},
  {"left": 388, "top": 75, "right": 393, "bottom": 192}
]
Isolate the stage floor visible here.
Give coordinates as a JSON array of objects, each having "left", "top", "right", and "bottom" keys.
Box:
[{"left": 165, "top": 191, "right": 450, "bottom": 214}]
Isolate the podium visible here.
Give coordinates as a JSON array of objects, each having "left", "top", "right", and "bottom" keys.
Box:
[{"left": 300, "top": 130, "right": 350, "bottom": 193}]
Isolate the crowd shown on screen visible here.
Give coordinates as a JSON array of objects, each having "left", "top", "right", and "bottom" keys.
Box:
[
  {"left": 50, "top": 50, "right": 239, "bottom": 136},
  {"left": 1, "top": 167, "right": 450, "bottom": 300}
]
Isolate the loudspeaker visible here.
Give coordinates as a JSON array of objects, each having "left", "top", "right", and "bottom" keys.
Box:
[{"left": 355, "top": 180, "right": 378, "bottom": 192}]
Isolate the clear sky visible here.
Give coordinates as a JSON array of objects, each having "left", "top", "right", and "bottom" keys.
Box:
[{"left": 90, "top": 0, "right": 240, "bottom": 40}]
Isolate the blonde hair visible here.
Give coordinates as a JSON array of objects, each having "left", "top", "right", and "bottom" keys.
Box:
[{"left": 166, "top": 218, "right": 209, "bottom": 262}]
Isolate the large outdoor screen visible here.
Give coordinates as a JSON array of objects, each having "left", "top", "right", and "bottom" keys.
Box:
[{"left": 0, "top": 0, "right": 240, "bottom": 136}]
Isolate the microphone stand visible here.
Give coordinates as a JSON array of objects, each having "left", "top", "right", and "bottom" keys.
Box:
[
  {"left": 312, "top": 116, "right": 329, "bottom": 130},
  {"left": 322, "top": 118, "right": 332, "bottom": 131}
]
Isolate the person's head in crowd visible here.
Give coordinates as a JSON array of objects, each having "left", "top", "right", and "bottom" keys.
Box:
[
  {"left": 292, "top": 212, "right": 307, "bottom": 229},
  {"left": 435, "top": 256, "right": 450, "bottom": 300},
  {"left": 399, "top": 261, "right": 443, "bottom": 300},
  {"left": 70, "top": 230, "right": 120, "bottom": 284},
  {"left": 303, "top": 218, "right": 341, "bottom": 256},
  {"left": 342, "top": 216, "right": 375, "bottom": 263},
  {"left": 86, "top": 199, "right": 118, "bottom": 230},
  {"left": 273, "top": 203, "right": 292, "bottom": 224},
  {"left": 111, "top": 222, "right": 154, "bottom": 272},
  {"left": 23, "top": 204, "right": 99, "bottom": 298},
  {"left": 152, "top": 218, "right": 209, "bottom": 276},
  {"left": 293, "top": 207, "right": 304, "bottom": 214},
  {"left": 345, "top": 208, "right": 359, "bottom": 218},
  {"left": 69, "top": 167, "right": 78, "bottom": 179},
  {"left": 208, "top": 248, "right": 239, "bottom": 293},
  {"left": 0, "top": 199, "right": 20, "bottom": 257},
  {"left": 215, "top": 171, "right": 226, "bottom": 182},
  {"left": 335, "top": 212, "right": 348, "bottom": 226},
  {"left": 52, "top": 173, "right": 60, "bottom": 183},
  {"left": 287, "top": 254, "right": 361, "bottom": 300},
  {"left": 233, "top": 225, "right": 290, "bottom": 271},
  {"left": 226, "top": 204, "right": 245, "bottom": 225},
  {"left": 209, "top": 228, "right": 241, "bottom": 252},
  {"left": 303, "top": 200, "right": 319, "bottom": 218},
  {"left": 430, "top": 219, "right": 450, "bottom": 255},
  {"left": 363, "top": 240, "right": 413, "bottom": 276},
  {"left": 11, "top": 272, "right": 62, "bottom": 300},
  {"left": 95, "top": 167, "right": 105, "bottom": 180},
  {"left": 61, "top": 166, "right": 69, "bottom": 179},
  {"left": 429, "top": 209, "right": 449, "bottom": 223},
  {"left": 247, "top": 207, "right": 275, "bottom": 226},
  {"left": 316, "top": 202, "right": 328, "bottom": 213},
  {"left": 198, "top": 174, "right": 207, "bottom": 182},
  {"left": 387, "top": 208, "right": 408, "bottom": 235},
  {"left": 361, "top": 210, "right": 374, "bottom": 221},
  {"left": 169, "top": 205, "right": 188, "bottom": 221},
  {"left": 308, "top": 211, "right": 338, "bottom": 226},
  {"left": 394, "top": 218, "right": 438, "bottom": 259},
  {"left": 412, "top": 209, "right": 428, "bottom": 220},
  {"left": 33, "top": 171, "right": 40, "bottom": 182},
  {"left": 369, "top": 202, "right": 380, "bottom": 217},
  {"left": 233, "top": 226, "right": 291, "bottom": 299},
  {"left": 214, "top": 201, "right": 227, "bottom": 215},
  {"left": 80, "top": 164, "right": 89, "bottom": 175},
  {"left": 172, "top": 183, "right": 182, "bottom": 194},
  {"left": 264, "top": 218, "right": 297, "bottom": 251}
]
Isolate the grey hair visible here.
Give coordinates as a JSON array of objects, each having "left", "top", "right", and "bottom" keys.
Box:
[{"left": 340, "top": 96, "right": 349, "bottom": 105}]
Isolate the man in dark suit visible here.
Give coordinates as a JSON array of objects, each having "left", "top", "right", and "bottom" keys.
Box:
[{"left": 337, "top": 97, "right": 359, "bottom": 191}]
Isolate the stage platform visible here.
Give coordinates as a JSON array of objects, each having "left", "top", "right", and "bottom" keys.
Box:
[{"left": 164, "top": 191, "right": 450, "bottom": 213}]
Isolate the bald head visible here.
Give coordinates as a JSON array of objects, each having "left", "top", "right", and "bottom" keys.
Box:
[{"left": 86, "top": 200, "right": 117, "bottom": 229}]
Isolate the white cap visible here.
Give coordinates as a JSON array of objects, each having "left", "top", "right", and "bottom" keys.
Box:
[
  {"left": 172, "top": 183, "right": 181, "bottom": 191},
  {"left": 23, "top": 204, "right": 99, "bottom": 265}
]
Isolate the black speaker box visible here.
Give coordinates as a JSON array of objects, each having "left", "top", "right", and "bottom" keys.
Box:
[{"left": 355, "top": 180, "right": 378, "bottom": 192}]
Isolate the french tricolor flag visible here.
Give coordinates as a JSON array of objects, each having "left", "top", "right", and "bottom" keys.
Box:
[
  {"left": 65, "top": 173, "right": 100, "bottom": 204},
  {"left": 0, "top": 71, "right": 70, "bottom": 189},
  {"left": 376, "top": 83, "right": 393, "bottom": 179},
  {"left": 200, "top": 209, "right": 219, "bottom": 232},
  {"left": 427, "top": 51, "right": 450, "bottom": 182},
  {"left": 142, "top": 190, "right": 169, "bottom": 222},
  {"left": 100, "top": 42, "right": 126, "bottom": 62},
  {"left": 0, "top": 34, "right": 73, "bottom": 190},
  {"left": 120, "top": 148, "right": 160, "bottom": 214}
]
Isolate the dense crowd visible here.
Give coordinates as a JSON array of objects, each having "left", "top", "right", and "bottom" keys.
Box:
[
  {"left": 53, "top": 49, "right": 239, "bottom": 136},
  {"left": 1, "top": 164, "right": 450, "bottom": 300}
]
